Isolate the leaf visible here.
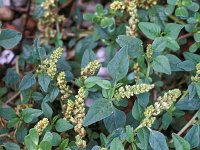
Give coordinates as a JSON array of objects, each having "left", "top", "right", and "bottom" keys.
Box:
[
  {"left": 184, "top": 52, "right": 200, "bottom": 64},
  {"left": 22, "top": 108, "right": 43, "bottom": 123},
  {"left": 165, "top": 36, "right": 180, "bottom": 51},
  {"left": 0, "top": 107, "right": 17, "bottom": 120},
  {"left": 152, "top": 55, "right": 171, "bottom": 74},
  {"left": 39, "top": 141, "right": 52, "bottom": 150},
  {"left": 16, "top": 127, "right": 27, "bottom": 143},
  {"left": 0, "top": 29, "right": 22, "bottom": 49},
  {"left": 24, "top": 128, "right": 39, "bottom": 150},
  {"left": 42, "top": 132, "right": 53, "bottom": 142},
  {"left": 81, "top": 49, "right": 96, "bottom": 68},
  {"left": 38, "top": 73, "right": 51, "bottom": 92},
  {"left": 107, "top": 46, "right": 129, "bottom": 81},
  {"left": 149, "top": 130, "right": 168, "bottom": 150},
  {"left": 19, "top": 73, "right": 36, "bottom": 91},
  {"left": 164, "top": 23, "right": 183, "bottom": 39},
  {"left": 138, "top": 22, "right": 161, "bottom": 40},
  {"left": 136, "top": 128, "right": 150, "bottom": 150},
  {"left": 176, "top": 96, "right": 200, "bottom": 110},
  {"left": 162, "top": 112, "right": 173, "bottom": 130},
  {"left": 172, "top": 133, "right": 190, "bottom": 150},
  {"left": 55, "top": 118, "right": 73, "bottom": 132},
  {"left": 4, "top": 68, "right": 20, "bottom": 86},
  {"left": 177, "top": 60, "right": 195, "bottom": 71},
  {"left": 116, "top": 35, "right": 144, "bottom": 58},
  {"left": 110, "top": 138, "right": 124, "bottom": 150},
  {"left": 175, "top": 7, "right": 189, "bottom": 18},
  {"left": 184, "top": 124, "right": 200, "bottom": 148},
  {"left": 48, "top": 86, "right": 59, "bottom": 102},
  {"left": 52, "top": 132, "right": 61, "bottom": 146},
  {"left": 84, "top": 98, "right": 114, "bottom": 126},
  {"left": 152, "top": 37, "right": 167, "bottom": 52},
  {"left": 194, "top": 33, "right": 200, "bottom": 42},
  {"left": 3, "top": 142, "right": 20, "bottom": 150},
  {"left": 103, "top": 108, "right": 126, "bottom": 133},
  {"left": 132, "top": 101, "right": 144, "bottom": 121},
  {"left": 100, "top": 17, "right": 114, "bottom": 28},
  {"left": 41, "top": 102, "right": 53, "bottom": 118},
  {"left": 137, "top": 93, "right": 150, "bottom": 108}
]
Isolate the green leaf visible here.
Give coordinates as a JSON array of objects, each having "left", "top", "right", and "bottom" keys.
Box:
[
  {"left": 81, "top": 49, "right": 96, "bottom": 68},
  {"left": 3, "top": 142, "right": 20, "bottom": 150},
  {"left": 84, "top": 98, "right": 114, "bottom": 126},
  {"left": 165, "top": 36, "right": 180, "bottom": 51},
  {"left": 132, "top": 101, "right": 144, "bottom": 121},
  {"left": 184, "top": 124, "right": 199, "bottom": 148},
  {"left": 164, "top": 23, "right": 183, "bottom": 39},
  {"left": 116, "top": 35, "right": 143, "bottom": 58},
  {"left": 19, "top": 73, "right": 36, "bottom": 91},
  {"left": 83, "top": 13, "right": 95, "bottom": 21},
  {"left": 194, "top": 33, "right": 200, "bottom": 42},
  {"left": 42, "top": 132, "right": 53, "bottom": 142},
  {"left": 167, "top": 0, "right": 177, "bottom": 5},
  {"left": 103, "top": 108, "right": 126, "bottom": 133},
  {"left": 39, "top": 141, "right": 52, "bottom": 150},
  {"left": 100, "top": 17, "right": 114, "bottom": 28},
  {"left": 138, "top": 22, "right": 161, "bottom": 40},
  {"left": 16, "top": 127, "right": 27, "bottom": 143},
  {"left": 152, "top": 55, "right": 171, "bottom": 74},
  {"left": 95, "top": 4, "right": 104, "bottom": 15},
  {"left": 184, "top": 52, "right": 200, "bottom": 64},
  {"left": 84, "top": 76, "right": 101, "bottom": 88},
  {"left": 152, "top": 37, "right": 167, "bottom": 52},
  {"left": 0, "top": 29, "right": 22, "bottom": 49},
  {"left": 110, "top": 138, "right": 124, "bottom": 150},
  {"left": 4, "top": 68, "right": 19, "bottom": 86},
  {"left": 172, "top": 133, "right": 190, "bottom": 150},
  {"left": 149, "top": 130, "right": 168, "bottom": 150},
  {"left": 126, "top": 125, "right": 134, "bottom": 143},
  {"left": 137, "top": 93, "right": 150, "bottom": 108},
  {"left": 175, "top": 7, "right": 189, "bottom": 18},
  {"left": 0, "top": 107, "right": 17, "bottom": 120},
  {"left": 55, "top": 118, "right": 73, "bottom": 132},
  {"left": 107, "top": 46, "right": 129, "bottom": 81},
  {"left": 24, "top": 128, "right": 39, "bottom": 150},
  {"left": 7, "top": 117, "right": 19, "bottom": 128},
  {"left": 22, "top": 108, "right": 43, "bottom": 123},
  {"left": 136, "top": 128, "right": 150, "bottom": 150},
  {"left": 38, "top": 73, "right": 51, "bottom": 92},
  {"left": 48, "top": 86, "right": 59, "bottom": 102},
  {"left": 176, "top": 96, "right": 200, "bottom": 110},
  {"left": 52, "top": 132, "right": 61, "bottom": 146},
  {"left": 32, "top": 92, "right": 44, "bottom": 102},
  {"left": 41, "top": 102, "right": 53, "bottom": 118},
  {"left": 162, "top": 112, "right": 173, "bottom": 130}
]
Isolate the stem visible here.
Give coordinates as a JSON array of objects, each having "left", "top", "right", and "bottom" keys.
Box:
[
  {"left": 146, "top": 61, "right": 151, "bottom": 79},
  {"left": 177, "top": 111, "right": 198, "bottom": 136},
  {"left": 170, "top": 111, "right": 199, "bottom": 143},
  {"left": 5, "top": 91, "right": 20, "bottom": 105},
  {"left": 169, "top": 15, "right": 186, "bottom": 25},
  {"left": 178, "top": 33, "right": 193, "bottom": 40}
]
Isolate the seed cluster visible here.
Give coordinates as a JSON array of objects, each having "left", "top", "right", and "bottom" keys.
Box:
[
  {"left": 81, "top": 60, "right": 101, "bottom": 79},
  {"left": 114, "top": 83, "right": 154, "bottom": 100},
  {"left": 145, "top": 44, "right": 153, "bottom": 61},
  {"left": 191, "top": 63, "right": 200, "bottom": 83},
  {"left": 37, "top": 47, "right": 63, "bottom": 79},
  {"left": 57, "top": 72, "right": 72, "bottom": 101},
  {"left": 38, "top": 0, "right": 65, "bottom": 39},
  {"left": 15, "top": 104, "right": 33, "bottom": 116},
  {"left": 140, "top": 89, "right": 181, "bottom": 128},
  {"left": 34, "top": 118, "right": 49, "bottom": 135},
  {"left": 110, "top": 0, "right": 158, "bottom": 36}
]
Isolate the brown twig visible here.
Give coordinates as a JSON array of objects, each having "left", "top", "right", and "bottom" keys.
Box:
[
  {"left": 5, "top": 91, "right": 20, "bottom": 105},
  {"left": 178, "top": 33, "right": 193, "bottom": 40}
]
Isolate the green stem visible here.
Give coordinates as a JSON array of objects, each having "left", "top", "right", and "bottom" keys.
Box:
[
  {"left": 146, "top": 61, "right": 151, "bottom": 79},
  {"left": 169, "top": 15, "right": 186, "bottom": 25}
]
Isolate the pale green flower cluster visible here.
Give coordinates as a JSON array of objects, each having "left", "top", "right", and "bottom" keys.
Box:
[
  {"left": 81, "top": 60, "right": 101, "bottom": 79},
  {"left": 191, "top": 63, "right": 200, "bottom": 83},
  {"left": 139, "top": 89, "right": 181, "bottom": 128},
  {"left": 57, "top": 72, "right": 72, "bottom": 101},
  {"left": 34, "top": 118, "right": 49, "bottom": 135},
  {"left": 145, "top": 44, "right": 153, "bottom": 61},
  {"left": 37, "top": 47, "right": 63, "bottom": 79},
  {"left": 114, "top": 83, "right": 155, "bottom": 100}
]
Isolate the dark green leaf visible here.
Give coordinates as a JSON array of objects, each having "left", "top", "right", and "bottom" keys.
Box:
[
  {"left": 103, "top": 108, "right": 126, "bottom": 133},
  {"left": 55, "top": 118, "right": 73, "bottom": 132},
  {"left": 172, "top": 133, "right": 190, "bottom": 150},
  {"left": 41, "top": 102, "right": 53, "bottom": 118},
  {"left": 81, "top": 49, "right": 96, "bottom": 68},
  {"left": 110, "top": 138, "right": 124, "bottom": 150},
  {"left": 19, "top": 73, "right": 36, "bottom": 91},
  {"left": 107, "top": 46, "right": 129, "bottom": 81},
  {"left": 3, "top": 142, "right": 20, "bottom": 150},
  {"left": 22, "top": 108, "right": 43, "bottom": 123},
  {"left": 138, "top": 22, "right": 161, "bottom": 40},
  {"left": 149, "top": 130, "right": 168, "bottom": 150},
  {"left": 0, "top": 29, "right": 22, "bottom": 49},
  {"left": 184, "top": 124, "right": 199, "bottom": 148},
  {"left": 152, "top": 55, "right": 171, "bottom": 74},
  {"left": 84, "top": 98, "right": 114, "bottom": 126},
  {"left": 132, "top": 101, "right": 144, "bottom": 121},
  {"left": 38, "top": 73, "right": 51, "bottom": 92}
]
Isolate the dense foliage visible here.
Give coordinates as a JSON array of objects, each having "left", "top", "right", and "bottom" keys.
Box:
[{"left": 0, "top": 0, "right": 200, "bottom": 149}]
